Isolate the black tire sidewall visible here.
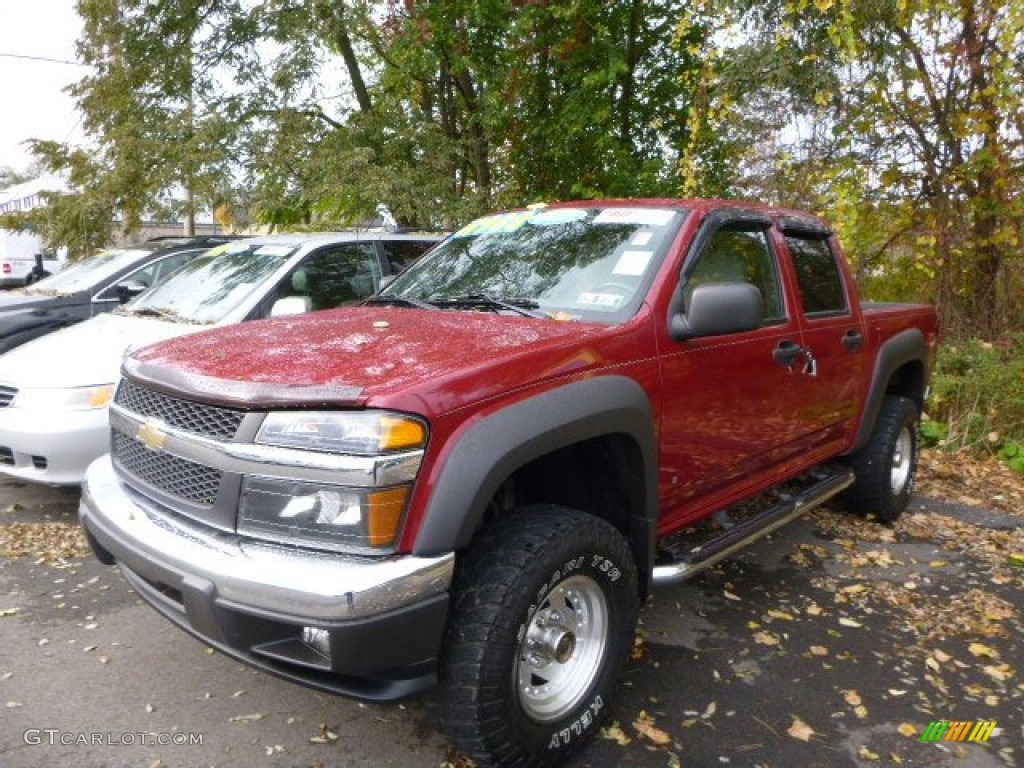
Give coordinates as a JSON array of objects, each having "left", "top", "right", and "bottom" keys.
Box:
[
  {"left": 504, "top": 541, "right": 637, "bottom": 759},
  {"left": 881, "top": 400, "right": 919, "bottom": 519},
  {"left": 440, "top": 507, "right": 640, "bottom": 767}
]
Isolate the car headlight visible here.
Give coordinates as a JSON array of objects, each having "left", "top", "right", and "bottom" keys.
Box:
[
  {"left": 12, "top": 385, "right": 115, "bottom": 411},
  {"left": 238, "top": 476, "right": 410, "bottom": 552},
  {"left": 256, "top": 411, "right": 427, "bottom": 454}
]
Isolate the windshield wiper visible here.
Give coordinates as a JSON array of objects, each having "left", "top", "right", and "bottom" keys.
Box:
[
  {"left": 431, "top": 293, "right": 547, "bottom": 319},
  {"left": 364, "top": 295, "right": 436, "bottom": 311}
]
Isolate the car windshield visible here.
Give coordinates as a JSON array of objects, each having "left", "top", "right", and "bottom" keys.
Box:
[
  {"left": 24, "top": 248, "right": 153, "bottom": 295},
  {"left": 380, "top": 206, "right": 685, "bottom": 322},
  {"left": 120, "top": 241, "right": 298, "bottom": 324}
]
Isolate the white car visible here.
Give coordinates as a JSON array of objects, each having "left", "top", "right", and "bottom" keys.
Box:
[{"left": 0, "top": 231, "right": 442, "bottom": 484}]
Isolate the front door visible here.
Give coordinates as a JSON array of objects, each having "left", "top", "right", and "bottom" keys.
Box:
[{"left": 656, "top": 212, "right": 810, "bottom": 530}]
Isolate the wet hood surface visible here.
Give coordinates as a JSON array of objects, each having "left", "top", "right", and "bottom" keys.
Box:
[{"left": 128, "top": 307, "right": 612, "bottom": 412}]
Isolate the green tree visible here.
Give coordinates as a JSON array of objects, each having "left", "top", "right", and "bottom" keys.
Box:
[{"left": 710, "top": 0, "right": 1024, "bottom": 338}]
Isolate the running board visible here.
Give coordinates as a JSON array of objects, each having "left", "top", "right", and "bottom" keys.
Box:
[{"left": 651, "top": 466, "right": 854, "bottom": 586}]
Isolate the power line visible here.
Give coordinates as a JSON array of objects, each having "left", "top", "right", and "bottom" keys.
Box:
[{"left": 0, "top": 52, "right": 87, "bottom": 67}]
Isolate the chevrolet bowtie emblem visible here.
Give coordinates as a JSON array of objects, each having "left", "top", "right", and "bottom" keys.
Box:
[{"left": 136, "top": 420, "right": 168, "bottom": 451}]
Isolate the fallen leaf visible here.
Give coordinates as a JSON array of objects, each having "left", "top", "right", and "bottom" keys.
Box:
[
  {"left": 982, "top": 664, "right": 1013, "bottom": 683},
  {"left": 634, "top": 711, "right": 672, "bottom": 746},
  {"left": 843, "top": 690, "right": 863, "bottom": 707},
  {"left": 723, "top": 591, "right": 741, "bottom": 601},
  {"left": 754, "top": 631, "right": 780, "bottom": 646},
  {"left": 810, "top": 645, "right": 829, "bottom": 656},
  {"left": 897, "top": 723, "right": 917, "bottom": 737},
  {"left": 806, "top": 604, "right": 823, "bottom": 616},
  {"left": 766, "top": 610, "right": 794, "bottom": 621},
  {"left": 859, "top": 746, "right": 880, "bottom": 760},
  {"left": 933, "top": 649, "right": 951, "bottom": 663},
  {"left": 838, "top": 618, "right": 862, "bottom": 628},
  {"left": 0, "top": 608, "right": 18, "bottom": 617},
  {"left": 969, "top": 643, "right": 998, "bottom": 659},
  {"left": 787, "top": 717, "right": 815, "bottom": 742},
  {"left": 702, "top": 701, "right": 716, "bottom": 719},
  {"left": 599, "top": 721, "right": 632, "bottom": 746},
  {"left": 230, "top": 713, "right": 265, "bottom": 723}
]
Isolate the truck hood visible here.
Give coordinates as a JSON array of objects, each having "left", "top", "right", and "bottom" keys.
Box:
[
  {"left": 0, "top": 311, "right": 209, "bottom": 389},
  {"left": 127, "top": 307, "right": 613, "bottom": 412}
]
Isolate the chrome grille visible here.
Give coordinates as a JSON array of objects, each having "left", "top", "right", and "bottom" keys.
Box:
[
  {"left": 115, "top": 380, "right": 244, "bottom": 439},
  {"left": 0, "top": 385, "right": 17, "bottom": 408},
  {"left": 112, "top": 431, "right": 220, "bottom": 506}
]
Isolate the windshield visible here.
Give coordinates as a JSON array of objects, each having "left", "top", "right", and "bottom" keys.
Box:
[
  {"left": 380, "top": 206, "right": 685, "bottom": 322},
  {"left": 122, "top": 242, "right": 297, "bottom": 324},
  {"left": 25, "top": 248, "right": 153, "bottom": 296}
]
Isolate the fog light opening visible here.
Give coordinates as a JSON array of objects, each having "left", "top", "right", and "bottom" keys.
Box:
[{"left": 301, "top": 626, "right": 332, "bottom": 658}]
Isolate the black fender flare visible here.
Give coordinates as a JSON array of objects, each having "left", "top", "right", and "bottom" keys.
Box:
[
  {"left": 411, "top": 375, "right": 658, "bottom": 585},
  {"left": 849, "top": 328, "right": 928, "bottom": 453}
]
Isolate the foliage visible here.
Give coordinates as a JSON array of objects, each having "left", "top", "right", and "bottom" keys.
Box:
[
  {"left": 714, "top": 0, "right": 1024, "bottom": 338},
  {"left": 925, "top": 334, "right": 1024, "bottom": 472}
]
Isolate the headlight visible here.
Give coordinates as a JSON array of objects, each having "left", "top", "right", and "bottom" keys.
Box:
[
  {"left": 256, "top": 411, "right": 427, "bottom": 454},
  {"left": 238, "top": 476, "right": 410, "bottom": 552},
  {"left": 13, "top": 385, "right": 115, "bottom": 411}
]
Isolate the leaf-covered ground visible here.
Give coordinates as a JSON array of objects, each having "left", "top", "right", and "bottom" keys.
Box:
[{"left": 1, "top": 452, "right": 1021, "bottom": 767}]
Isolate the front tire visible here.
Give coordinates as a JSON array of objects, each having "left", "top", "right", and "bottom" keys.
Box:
[
  {"left": 841, "top": 395, "right": 920, "bottom": 522},
  {"left": 438, "top": 505, "right": 639, "bottom": 767}
]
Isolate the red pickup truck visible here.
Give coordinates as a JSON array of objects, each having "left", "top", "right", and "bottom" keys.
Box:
[{"left": 80, "top": 199, "right": 938, "bottom": 767}]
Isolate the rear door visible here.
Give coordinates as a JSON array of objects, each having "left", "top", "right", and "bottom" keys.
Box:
[{"left": 778, "top": 221, "right": 866, "bottom": 452}]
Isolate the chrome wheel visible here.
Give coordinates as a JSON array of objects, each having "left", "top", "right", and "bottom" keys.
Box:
[
  {"left": 516, "top": 574, "right": 609, "bottom": 722},
  {"left": 891, "top": 426, "right": 913, "bottom": 494}
]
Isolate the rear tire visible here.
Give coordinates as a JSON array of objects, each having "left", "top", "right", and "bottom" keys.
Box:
[
  {"left": 841, "top": 395, "right": 920, "bottom": 522},
  {"left": 438, "top": 505, "right": 639, "bottom": 767}
]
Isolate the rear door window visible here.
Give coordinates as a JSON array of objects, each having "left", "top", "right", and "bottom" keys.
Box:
[{"left": 786, "top": 235, "right": 847, "bottom": 315}]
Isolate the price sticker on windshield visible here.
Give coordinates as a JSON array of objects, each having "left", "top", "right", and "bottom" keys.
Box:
[
  {"left": 613, "top": 250, "right": 652, "bottom": 276},
  {"left": 578, "top": 292, "right": 626, "bottom": 308}
]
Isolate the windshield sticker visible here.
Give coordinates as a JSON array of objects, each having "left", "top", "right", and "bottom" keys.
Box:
[
  {"left": 613, "top": 250, "right": 653, "bottom": 276},
  {"left": 578, "top": 292, "right": 626, "bottom": 308},
  {"left": 529, "top": 209, "right": 587, "bottom": 226},
  {"left": 254, "top": 245, "right": 294, "bottom": 257},
  {"left": 593, "top": 208, "right": 676, "bottom": 227},
  {"left": 631, "top": 232, "right": 654, "bottom": 246},
  {"left": 453, "top": 211, "right": 532, "bottom": 238}
]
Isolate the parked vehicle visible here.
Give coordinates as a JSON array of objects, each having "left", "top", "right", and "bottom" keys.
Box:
[
  {"left": 0, "top": 228, "right": 65, "bottom": 287},
  {"left": 79, "top": 200, "right": 938, "bottom": 767},
  {"left": 0, "top": 231, "right": 442, "bottom": 485},
  {"left": 0, "top": 236, "right": 236, "bottom": 355}
]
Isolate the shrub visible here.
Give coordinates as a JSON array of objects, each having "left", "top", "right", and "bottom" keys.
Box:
[{"left": 925, "top": 333, "right": 1024, "bottom": 473}]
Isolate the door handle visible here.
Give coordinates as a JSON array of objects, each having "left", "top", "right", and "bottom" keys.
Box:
[
  {"left": 842, "top": 329, "right": 864, "bottom": 351},
  {"left": 773, "top": 340, "right": 804, "bottom": 367}
]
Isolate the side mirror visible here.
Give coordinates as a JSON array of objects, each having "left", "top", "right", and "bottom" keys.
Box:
[
  {"left": 670, "top": 282, "right": 763, "bottom": 341},
  {"left": 270, "top": 296, "right": 311, "bottom": 317},
  {"left": 115, "top": 280, "right": 149, "bottom": 303}
]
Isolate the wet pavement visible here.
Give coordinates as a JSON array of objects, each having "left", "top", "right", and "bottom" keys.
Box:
[{"left": 1, "top": 477, "right": 1020, "bottom": 767}]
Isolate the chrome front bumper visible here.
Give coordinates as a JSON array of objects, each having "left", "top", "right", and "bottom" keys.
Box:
[{"left": 79, "top": 455, "right": 454, "bottom": 621}]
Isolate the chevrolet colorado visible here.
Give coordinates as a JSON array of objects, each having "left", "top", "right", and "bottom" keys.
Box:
[{"left": 80, "top": 199, "right": 938, "bottom": 767}]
